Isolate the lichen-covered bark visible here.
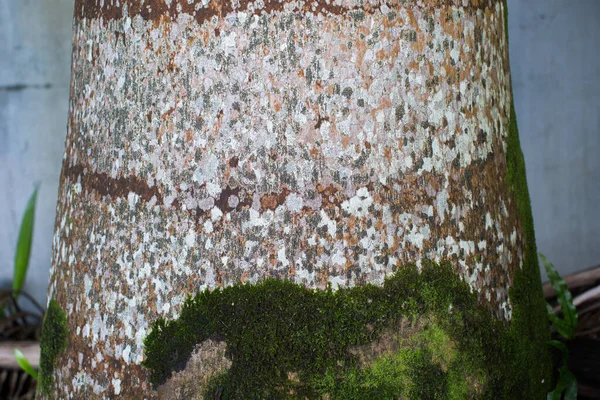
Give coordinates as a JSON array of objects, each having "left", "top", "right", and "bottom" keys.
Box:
[{"left": 44, "top": 0, "right": 548, "bottom": 397}]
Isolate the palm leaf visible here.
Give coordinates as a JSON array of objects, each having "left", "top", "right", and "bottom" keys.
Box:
[
  {"left": 540, "top": 253, "right": 578, "bottom": 339},
  {"left": 13, "top": 349, "right": 38, "bottom": 380},
  {"left": 13, "top": 187, "right": 39, "bottom": 297}
]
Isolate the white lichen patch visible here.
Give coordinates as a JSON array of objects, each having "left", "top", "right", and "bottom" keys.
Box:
[
  {"left": 342, "top": 187, "right": 373, "bottom": 218},
  {"left": 285, "top": 192, "right": 304, "bottom": 213}
]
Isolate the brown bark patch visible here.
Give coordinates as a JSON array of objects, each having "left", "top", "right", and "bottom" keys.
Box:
[
  {"left": 74, "top": 0, "right": 503, "bottom": 24},
  {"left": 63, "top": 161, "right": 163, "bottom": 203},
  {"left": 156, "top": 338, "right": 231, "bottom": 400},
  {"left": 348, "top": 318, "right": 425, "bottom": 369},
  {"left": 260, "top": 187, "right": 292, "bottom": 211}
]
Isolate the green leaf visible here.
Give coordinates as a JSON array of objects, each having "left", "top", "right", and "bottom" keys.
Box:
[
  {"left": 13, "top": 186, "right": 39, "bottom": 297},
  {"left": 540, "top": 253, "right": 578, "bottom": 339},
  {"left": 546, "top": 344, "right": 578, "bottom": 400},
  {"left": 563, "top": 367, "right": 578, "bottom": 400},
  {"left": 548, "top": 340, "right": 568, "bottom": 361},
  {"left": 547, "top": 377, "right": 563, "bottom": 400},
  {"left": 13, "top": 348, "right": 38, "bottom": 380},
  {"left": 552, "top": 365, "right": 577, "bottom": 400},
  {"left": 547, "top": 304, "right": 575, "bottom": 340}
]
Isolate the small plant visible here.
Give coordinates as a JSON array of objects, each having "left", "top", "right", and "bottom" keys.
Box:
[
  {"left": 13, "top": 349, "right": 38, "bottom": 380},
  {"left": 0, "top": 187, "right": 44, "bottom": 399},
  {"left": 1, "top": 186, "right": 44, "bottom": 337},
  {"left": 540, "top": 253, "right": 578, "bottom": 400},
  {"left": 13, "top": 187, "right": 38, "bottom": 298}
]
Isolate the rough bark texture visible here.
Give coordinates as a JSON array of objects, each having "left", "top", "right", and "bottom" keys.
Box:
[{"left": 42, "top": 0, "right": 550, "bottom": 398}]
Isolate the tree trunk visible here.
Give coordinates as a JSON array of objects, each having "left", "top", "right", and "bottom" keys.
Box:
[{"left": 41, "top": 0, "right": 551, "bottom": 398}]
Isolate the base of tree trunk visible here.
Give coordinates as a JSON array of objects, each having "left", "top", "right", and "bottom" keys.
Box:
[{"left": 142, "top": 260, "right": 551, "bottom": 399}]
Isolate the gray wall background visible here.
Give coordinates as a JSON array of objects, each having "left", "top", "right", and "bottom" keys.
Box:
[
  {"left": 1, "top": 1, "right": 599, "bottom": 311},
  {"left": 1, "top": 0, "right": 74, "bottom": 308}
]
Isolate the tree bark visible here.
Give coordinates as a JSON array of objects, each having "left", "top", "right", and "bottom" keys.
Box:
[{"left": 41, "top": 0, "right": 551, "bottom": 398}]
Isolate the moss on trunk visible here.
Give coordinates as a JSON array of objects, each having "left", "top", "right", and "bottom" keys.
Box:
[
  {"left": 143, "top": 259, "right": 551, "bottom": 399},
  {"left": 38, "top": 298, "right": 69, "bottom": 396}
]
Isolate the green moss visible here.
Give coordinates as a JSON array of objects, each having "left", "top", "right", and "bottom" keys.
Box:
[
  {"left": 501, "top": 0, "right": 554, "bottom": 396},
  {"left": 39, "top": 298, "right": 69, "bottom": 396},
  {"left": 143, "top": 260, "right": 549, "bottom": 399},
  {"left": 310, "top": 322, "right": 472, "bottom": 399}
]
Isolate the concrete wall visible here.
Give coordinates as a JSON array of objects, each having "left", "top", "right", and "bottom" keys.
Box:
[
  {"left": 507, "top": 0, "right": 600, "bottom": 280},
  {"left": 0, "top": 0, "right": 74, "bottom": 307},
  {"left": 0, "top": 0, "right": 598, "bottom": 310}
]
